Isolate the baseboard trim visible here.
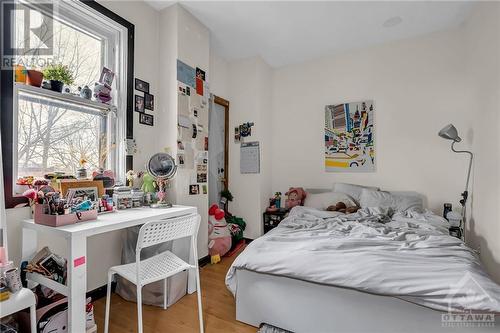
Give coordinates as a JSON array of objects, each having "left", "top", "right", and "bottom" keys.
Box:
[
  {"left": 87, "top": 281, "right": 115, "bottom": 301},
  {"left": 198, "top": 255, "right": 210, "bottom": 267}
]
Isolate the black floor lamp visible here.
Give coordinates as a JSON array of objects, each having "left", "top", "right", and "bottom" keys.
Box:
[{"left": 438, "top": 124, "right": 473, "bottom": 242}]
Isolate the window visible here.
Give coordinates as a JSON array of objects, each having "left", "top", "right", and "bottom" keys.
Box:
[
  {"left": 1, "top": 0, "right": 134, "bottom": 206},
  {"left": 15, "top": 87, "right": 111, "bottom": 179}
]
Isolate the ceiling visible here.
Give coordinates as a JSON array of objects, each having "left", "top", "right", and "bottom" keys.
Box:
[{"left": 144, "top": 1, "right": 475, "bottom": 68}]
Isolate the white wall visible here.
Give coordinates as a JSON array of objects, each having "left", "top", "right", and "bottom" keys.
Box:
[
  {"left": 226, "top": 56, "right": 273, "bottom": 239},
  {"left": 170, "top": 4, "right": 211, "bottom": 258},
  {"left": 271, "top": 28, "right": 471, "bottom": 214},
  {"left": 209, "top": 49, "right": 229, "bottom": 99},
  {"left": 463, "top": 2, "right": 500, "bottom": 283}
]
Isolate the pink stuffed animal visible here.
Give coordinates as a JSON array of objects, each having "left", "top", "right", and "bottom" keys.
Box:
[
  {"left": 285, "top": 187, "right": 307, "bottom": 209},
  {"left": 208, "top": 204, "right": 232, "bottom": 264}
]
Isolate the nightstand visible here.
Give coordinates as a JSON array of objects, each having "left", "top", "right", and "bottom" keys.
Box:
[{"left": 263, "top": 208, "right": 289, "bottom": 234}]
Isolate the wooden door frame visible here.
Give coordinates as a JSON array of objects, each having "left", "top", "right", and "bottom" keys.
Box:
[{"left": 213, "top": 95, "right": 230, "bottom": 190}]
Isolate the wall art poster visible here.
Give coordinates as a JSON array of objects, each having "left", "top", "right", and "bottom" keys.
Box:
[
  {"left": 324, "top": 100, "right": 375, "bottom": 172},
  {"left": 177, "top": 59, "right": 195, "bottom": 88}
]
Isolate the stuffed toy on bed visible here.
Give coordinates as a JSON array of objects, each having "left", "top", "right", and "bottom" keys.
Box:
[
  {"left": 326, "top": 202, "right": 360, "bottom": 214},
  {"left": 208, "top": 204, "right": 232, "bottom": 264},
  {"left": 285, "top": 187, "right": 307, "bottom": 209}
]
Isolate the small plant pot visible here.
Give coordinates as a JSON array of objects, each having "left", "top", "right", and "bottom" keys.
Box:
[
  {"left": 49, "top": 80, "right": 64, "bottom": 93},
  {"left": 26, "top": 70, "right": 44, "bottom": 87},
  {"left": 14, "top": 65, "right": 27, "bottom": 83}
]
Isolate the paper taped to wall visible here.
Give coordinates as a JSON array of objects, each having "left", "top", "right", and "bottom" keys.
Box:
[{"left": 240, "top": 141, "right": 260, "bottom": 174}]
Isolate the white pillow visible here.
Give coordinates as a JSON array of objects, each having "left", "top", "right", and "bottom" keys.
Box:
[
  {"left": 332, "top": 183, "right": 380, "bottom": 204},
  {"left": 359, "top": 189, "right": 424, "bottom": 213},
  {"left": 304, "top": 191, "right": 356, "bottom": 210}
]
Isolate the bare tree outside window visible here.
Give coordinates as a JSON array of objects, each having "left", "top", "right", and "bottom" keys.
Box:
[{"left": 15, "top": 10, "right": 106, "bottom": 183}]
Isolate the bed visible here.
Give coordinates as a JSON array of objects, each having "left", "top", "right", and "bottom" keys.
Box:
[{"left": 226, "top": 192, "right": 500, "bottom": 332}]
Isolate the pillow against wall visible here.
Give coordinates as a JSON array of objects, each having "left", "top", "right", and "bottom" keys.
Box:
[
  {"left": 332, "top": 183, "right": 380, "bottom": 204},
  {"left": 359, "top": 189, "right": 424, "bottom": 213},
  {"left": 304, "top": 191, "right": 356, "bottom": 210},
  {"left": 305, "top": 188, "right": 332, "bottom": 194},
  {"left": 389, "top": 191, "right": 427, "bottom": 210}
]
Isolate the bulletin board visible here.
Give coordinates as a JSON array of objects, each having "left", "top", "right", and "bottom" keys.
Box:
[{"left": 176, "top": 59, "right": 210, "bottom": 195}]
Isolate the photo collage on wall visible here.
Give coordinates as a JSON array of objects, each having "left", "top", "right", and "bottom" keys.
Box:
[
  {"left": 324, "top": 100, "right": 375, "bottom": 172},
  {"left": 177, "top": 59, "right": 209, "bottom": 195},
  {"left": 134, "top": 78, "right": 154, "bottom": 126}
]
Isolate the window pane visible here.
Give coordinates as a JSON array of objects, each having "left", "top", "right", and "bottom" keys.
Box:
[
  {"left": 15, "top": 5, "right": 103, "bottom": 90},
  {"left": 17, "top": 97, "right": 105, "bottom": 180}
]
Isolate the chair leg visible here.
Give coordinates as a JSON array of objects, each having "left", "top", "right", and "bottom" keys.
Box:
[
  {"left": 195, "top": 267, "right": 204, "bottom": 333},
  {"left": 29, "top": 304, "right": 36, "bottom": 333},
  {"left": 137, "top": 284, "right": 143, "bottom": 333},
  {"left": 104, "top": 272, "right": 113, "bottom": 333},
  {"left": 163, "top": 278, "right": 168, "bottom": 310}
]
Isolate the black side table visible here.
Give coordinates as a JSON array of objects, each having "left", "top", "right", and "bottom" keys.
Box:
[{"left": 263, "top": 208, "right": 289, "bottom": 234}]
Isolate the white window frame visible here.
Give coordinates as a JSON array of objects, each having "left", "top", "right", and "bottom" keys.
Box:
[{"left": 12, "top": 0, "right": 128, "bottom": 193}]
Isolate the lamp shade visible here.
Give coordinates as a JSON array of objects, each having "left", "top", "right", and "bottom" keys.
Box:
[{"left": 438, "top": 124, "right": 461, "bottom": 142}]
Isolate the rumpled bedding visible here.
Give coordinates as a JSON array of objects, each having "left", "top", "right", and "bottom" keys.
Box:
[{"left": 226, "top": 206, "right": 500, "bottom": 312}]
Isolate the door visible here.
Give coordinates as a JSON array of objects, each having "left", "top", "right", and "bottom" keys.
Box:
[{"left": 208, "top": 96, "right": 229, "bottom": 206}]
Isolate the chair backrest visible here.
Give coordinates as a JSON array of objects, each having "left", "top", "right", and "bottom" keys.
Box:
[{"left": 136, "top": 213, "right": 200, "bottom": 253}]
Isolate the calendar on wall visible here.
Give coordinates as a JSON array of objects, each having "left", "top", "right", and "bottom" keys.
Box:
[{"left": 240, "top": 141, "right": 260, "bottom": 174}]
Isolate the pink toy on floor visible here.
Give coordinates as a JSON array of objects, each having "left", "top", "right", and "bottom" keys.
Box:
[{"left": 208, "top": 204, "right": 232, "bottom": 264}]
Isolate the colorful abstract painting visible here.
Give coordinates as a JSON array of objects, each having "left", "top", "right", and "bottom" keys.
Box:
[{"left": 324, "top": 101, "right": 375, "bottom": 172}]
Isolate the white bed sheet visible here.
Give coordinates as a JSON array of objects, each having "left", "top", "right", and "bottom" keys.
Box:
[{"left": 227, "top": 206, "right": 500, "bottom": 313}]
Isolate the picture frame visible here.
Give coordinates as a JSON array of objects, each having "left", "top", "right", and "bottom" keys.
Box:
[
  {"left": 135, "top": 95, "right": 144, "bottom": 113},
  {"left": 58, "top": 180, "right": 105, "bottom": 197},
  {"left": 144, "top": 93, "right": 154, "bottom": 111},
  {"left": 189, "top": 184, "right": 199, "bottom": 195},
  {"left": 99, "top": 67, "right": 114, "bottom": 87},
  {"left": 70, "top": 187, "right": 99, "bottom": 202},
  {"left": 135, "top": 78, "right": 149, "bottom": 93},
  {"left": 139, "top": 113, "right": 154, "bottom": 126}
]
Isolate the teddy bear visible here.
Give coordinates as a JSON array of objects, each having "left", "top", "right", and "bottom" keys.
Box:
[
  {"left": 326, "top": 202, "right": 360, "bottom": 214},
  {"left": 208, "top": 204, "right": 232, "bottom": 264},
  {"left": 285, "top": 187, "right": 307, "bottom": 209},
  {"left": 93, "top": 82, "right": 112, "bottom": 104}
]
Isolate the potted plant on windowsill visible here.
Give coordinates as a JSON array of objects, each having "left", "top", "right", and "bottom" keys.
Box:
[
  {"left": 26, "top": 68, "right": 44, "bottom": 87},
  {"left": 42, "top": 64, "right": 74, "bottom": 93}
]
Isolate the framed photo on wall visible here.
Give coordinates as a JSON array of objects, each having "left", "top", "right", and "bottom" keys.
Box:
[
  {"left": 139, "top": 113, "right": 154, "bottom": 126},
  {"left": 135, "top": 78, "right": 149, "bottom": 93},
  {"left": 145, "top": 93, "right": 154, "bottom": 111},
  {"left": 135, "top": 95, "right": 144, "bottom": 113}
]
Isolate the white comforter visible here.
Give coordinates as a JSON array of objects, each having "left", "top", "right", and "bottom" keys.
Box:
[{"left": 226, "top": 206, "right": 500, "bottom": 312}]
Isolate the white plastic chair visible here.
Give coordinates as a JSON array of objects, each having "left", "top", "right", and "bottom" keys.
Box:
[{"left": 104, "top": 213, "right": 204, "bottom": 333}]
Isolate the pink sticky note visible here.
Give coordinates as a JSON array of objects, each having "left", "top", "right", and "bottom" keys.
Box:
[{"left": 74, "top": 256, "right": 86, "bottom": 267}]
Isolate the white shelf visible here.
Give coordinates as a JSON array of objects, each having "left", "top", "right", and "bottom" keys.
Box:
[
  {"left": 14, "top": 82, "right": 116, "bottom": 112},
  {"left": 0, "top": 288, "right": 35, "bottom": 317},
  {"left": 26, "top": 272, "right": 69, "bottom": 296}
]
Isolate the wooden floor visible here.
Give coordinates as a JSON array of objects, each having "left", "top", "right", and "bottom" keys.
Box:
[{"left": 94, "top": 249, "right": 255, "bottom": 333}]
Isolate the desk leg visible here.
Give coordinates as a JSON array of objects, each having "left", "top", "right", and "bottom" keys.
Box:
[{"left": 67, "top": 235, "right": 87, "bottom": 332}]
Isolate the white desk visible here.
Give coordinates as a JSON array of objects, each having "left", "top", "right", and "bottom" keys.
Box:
[{"left": 21, "top": 205, "right": 197, "bottom": 333}]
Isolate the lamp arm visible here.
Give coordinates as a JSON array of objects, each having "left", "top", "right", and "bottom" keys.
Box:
[
  {"left": 451, "top": 141, "right": 473, "bottom": 243},
  {"left": 451, "top": 141, "right": 474, "bottom": 195}
]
